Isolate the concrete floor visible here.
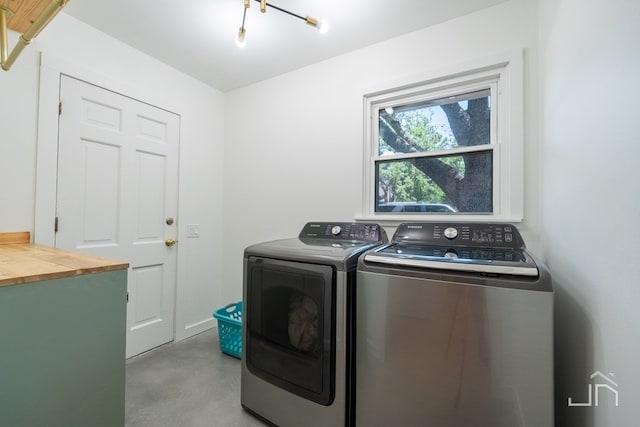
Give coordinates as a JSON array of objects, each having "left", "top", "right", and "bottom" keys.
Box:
[{"left": 125, "top": 328, "right": 267, "bottom": 427}]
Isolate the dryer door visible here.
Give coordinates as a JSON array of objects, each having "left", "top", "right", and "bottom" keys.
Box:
[{"left": 245, "top": 257, "right": 335, "bottom": 405}]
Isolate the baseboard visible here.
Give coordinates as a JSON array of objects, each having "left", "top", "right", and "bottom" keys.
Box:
[{"left": 176, "top": 317, "right": 216, "bottom": 342}]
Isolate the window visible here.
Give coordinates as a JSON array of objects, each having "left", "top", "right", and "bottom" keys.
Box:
[{"left": 363, "top": 53, "right": 524, "bottom": 222}]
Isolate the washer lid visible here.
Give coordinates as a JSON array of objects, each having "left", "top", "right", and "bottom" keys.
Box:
[
  {"left": 363, "top": 243, "right": 539, "bottom": 277},
  {"left": 245, "top": 237, "right": 383, "bottom": 270},
  {"left": 245, "top": 222, "right": 388, "bottom": 269}
]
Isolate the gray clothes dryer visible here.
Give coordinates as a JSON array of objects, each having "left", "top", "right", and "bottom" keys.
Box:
[
  {"left": 241, "top": 222, "right": 387, "bottom": 427},
  {"left": 355, "top": 222, "right": 553, "bottom": 427}
]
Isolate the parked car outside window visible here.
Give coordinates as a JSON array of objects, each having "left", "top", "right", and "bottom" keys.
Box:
[{"left": 377, "top": 202, "right": 457, "bottom": 213}]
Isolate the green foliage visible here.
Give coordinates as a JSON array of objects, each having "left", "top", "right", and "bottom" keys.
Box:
[
  {"left": 379, "top": 160, "right": 448, "bottom": 203},
  {"left": 378, "top": 108, "right": 464, "bottom": 205}
]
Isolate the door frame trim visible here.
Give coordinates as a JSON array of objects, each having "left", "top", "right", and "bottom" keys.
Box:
[{"left": 34, "top": 53, "right": 202, "bottom": 346}]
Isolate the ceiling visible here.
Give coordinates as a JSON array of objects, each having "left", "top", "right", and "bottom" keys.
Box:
[{"left": 62, "top": 0, "right": 507, "bottom": 92}]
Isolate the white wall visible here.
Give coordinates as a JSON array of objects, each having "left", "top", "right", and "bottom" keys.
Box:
[
  {"left": 0, "top": 32, "right": 39, "bottom": 232},
  {"left": 223, "top": 0, "right": 540, "bottom": 301},
  {"left": 0, "top": 14, "right": 225, "bottom": 341},
  {"left": 540, "top": 0, "right": 640, "bottom": 425}
]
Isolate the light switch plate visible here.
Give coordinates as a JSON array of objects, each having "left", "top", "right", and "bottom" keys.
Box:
[{"left": 187, "top": 224, "right": 200, "bottom": 238}]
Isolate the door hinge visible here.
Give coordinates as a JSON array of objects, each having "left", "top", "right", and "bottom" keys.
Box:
[
  {"left": 58, "top": 101, "right": 62, "bottom": 116},
  {"left": 127, "top": 292, "right": 129, "bottom": 303},
  {"left": 54, "top": 216, "right": 59, "bottom": 233}
]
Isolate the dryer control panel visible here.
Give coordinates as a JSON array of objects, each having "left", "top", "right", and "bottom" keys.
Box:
[
  {"left": 299, "top": 222, "right": 386, "bottom": 243},
  {"left": 393, "top": 222, "right": 525, "bottom": 249}
]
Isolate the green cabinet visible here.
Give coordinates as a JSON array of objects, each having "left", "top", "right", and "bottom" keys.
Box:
[{"left": 0, "top": 269, "right": 127, "bottom": 427}]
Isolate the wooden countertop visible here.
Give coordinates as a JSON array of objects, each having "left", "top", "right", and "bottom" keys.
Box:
[{"left": 0, "top": 232, "right": 129, "bottom": 288}]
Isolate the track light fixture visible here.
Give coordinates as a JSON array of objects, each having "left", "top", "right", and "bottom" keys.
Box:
[{"left": 235, "top": 0, "right": 329, "bottom": 48}]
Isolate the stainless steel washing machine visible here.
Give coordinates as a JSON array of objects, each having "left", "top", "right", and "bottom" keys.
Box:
[
  {"left": 355, "top": 222, "right": 553, "bottom": 427},
  {"left": 241, "top": 222, "right": 387, "bottom": 427}
]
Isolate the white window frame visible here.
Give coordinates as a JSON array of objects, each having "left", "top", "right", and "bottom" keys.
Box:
[{"left": 360, "top": 51, "right": 524, "bottom": 225}]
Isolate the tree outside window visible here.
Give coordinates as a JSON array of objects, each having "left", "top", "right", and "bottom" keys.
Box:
[{"left": 375, "top": 89, "right": 493, "bottom": 213}]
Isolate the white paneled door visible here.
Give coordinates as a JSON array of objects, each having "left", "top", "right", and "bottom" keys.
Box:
[{"left": 56, "top": 75, "right": 180, "bottom": 358}]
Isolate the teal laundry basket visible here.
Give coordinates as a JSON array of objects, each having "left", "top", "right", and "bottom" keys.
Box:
[{"left": 213, "top": 302, "right": 242, "bottom": 359}]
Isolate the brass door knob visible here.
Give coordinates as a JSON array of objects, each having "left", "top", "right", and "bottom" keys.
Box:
[{"left": 165, "top": 238, "right": 177, "bottom": 247}]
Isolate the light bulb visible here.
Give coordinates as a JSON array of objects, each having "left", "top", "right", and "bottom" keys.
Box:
[
  {"left": 317, "top": 19, "right": 329, "bottom": 34},
  {"left": 305, "top": 16, "right": 329, "bottom": 34},
  {"left": 236, "top": 27, "right": 247, "bottom": 48}
]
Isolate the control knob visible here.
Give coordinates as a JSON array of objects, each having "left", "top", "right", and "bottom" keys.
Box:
[
  {"left": 444, "top": 227, "right": 458, "bottom": 239},
  {"left": 331, "top": 225, "right": 342, "bottom": 236}
]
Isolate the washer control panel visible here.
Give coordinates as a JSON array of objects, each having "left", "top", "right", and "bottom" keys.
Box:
[
  {"left": 300, "top": 222, "right": 386, "bottom": 243},
  {"left": 393, "top": 222, "right": 524, "bottom": 249}
]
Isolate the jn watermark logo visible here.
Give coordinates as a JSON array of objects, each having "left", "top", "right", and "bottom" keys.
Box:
[{"left": 568, "top": 371, "right": 619, "bottom": 407}]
